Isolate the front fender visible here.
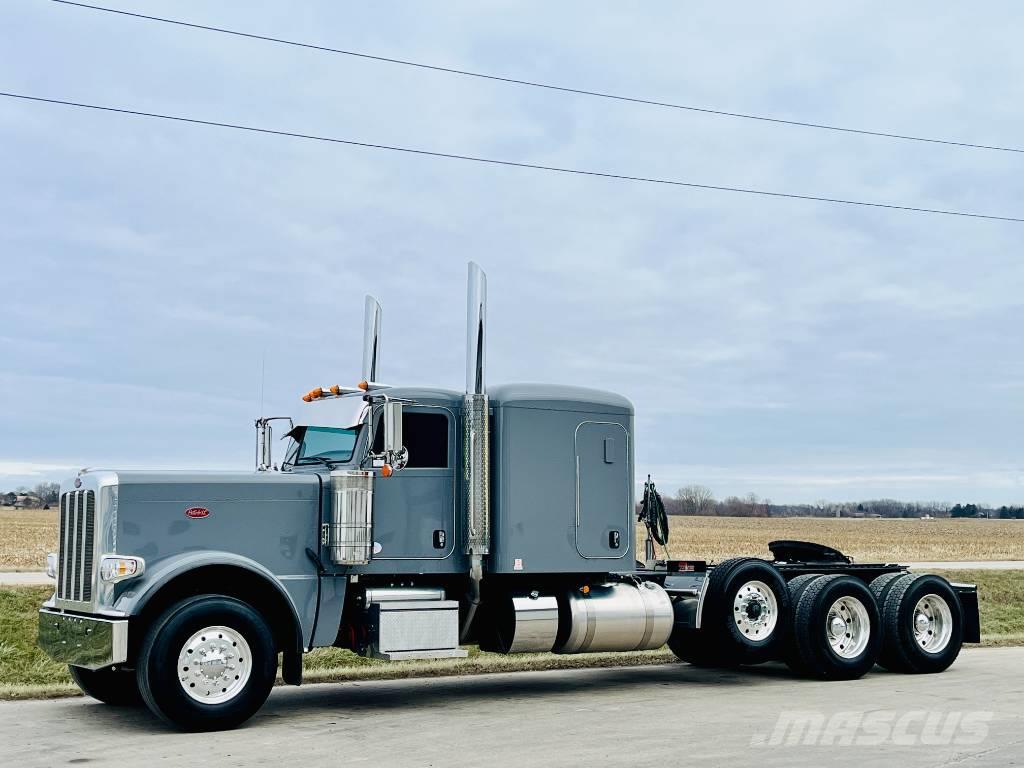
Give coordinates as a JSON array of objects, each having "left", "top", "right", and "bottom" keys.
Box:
[
  {"left": 114, "top": 550, "right": 312, "bottom": 684},
  {"left": 114, "top": 550, "right": 302, "bottom": 619}
]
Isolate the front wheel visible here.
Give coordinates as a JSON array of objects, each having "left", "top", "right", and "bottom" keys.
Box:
[
  {"left": 136, "top": 595, "right": 277, "bottom": 731},
  {"left": 69, "top": 664, "right": 142, "bottom": 706}
]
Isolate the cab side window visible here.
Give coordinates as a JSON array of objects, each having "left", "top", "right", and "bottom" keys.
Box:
[{"left": 372, "top": 411, "right": 449, "bottom": 469}]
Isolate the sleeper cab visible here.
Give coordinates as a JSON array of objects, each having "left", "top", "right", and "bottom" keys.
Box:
[{"left": 489, "top": 383, "right": 634, "bottom": 574}]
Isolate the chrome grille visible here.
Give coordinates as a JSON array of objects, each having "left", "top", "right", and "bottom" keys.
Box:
[{"left": 58, "top": 490, "right": 96, "bottom": 602}]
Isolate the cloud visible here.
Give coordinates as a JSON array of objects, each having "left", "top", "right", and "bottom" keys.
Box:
[
  {"left": 0, "top": 1, "right": 1021, "bottom": 503},
  {"left": 0, "top": 461, "right": 77, "bottom": 478}
]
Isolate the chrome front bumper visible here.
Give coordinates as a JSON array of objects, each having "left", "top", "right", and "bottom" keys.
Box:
[{"left": 38, "top": 609, "right": 128, "bottom": 670}]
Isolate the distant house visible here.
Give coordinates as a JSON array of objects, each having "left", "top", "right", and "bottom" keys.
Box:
[{"left": 13, "top": 494, "right": 42, "bottom": 509}]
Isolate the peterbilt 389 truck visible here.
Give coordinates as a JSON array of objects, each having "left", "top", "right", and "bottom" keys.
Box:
[{"left": 38, "top": 263, "right": 980, "bottom": 731}]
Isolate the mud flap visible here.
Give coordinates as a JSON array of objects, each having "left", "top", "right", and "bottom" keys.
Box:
[{"left": 951, "top": 583, "right": 981, "bottom": 643}]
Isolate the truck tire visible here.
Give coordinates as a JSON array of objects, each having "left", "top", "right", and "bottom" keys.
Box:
[
  {"left": 787, "top": 574, "right": 823, "bottom": 604},
  {"left": 869, "top": 572, "right": 907, "bottom": 609},
  {"left": 780, "top": 574, "right": 822, "bottom": 674},
  {"left": 878, "top": 574, "right": 963, "bottom": 674},
  {"left": 703, "top": 557, "right": 791, "bottom": 665},
  {"left": 136, "top": 595, "right": 277, "bottom": 731},
  {"left": 69, "top": 664, "right": 142, "bottom": 706},
  {"left": 788, "top": 574, "right": 881, "bottom": 680}
]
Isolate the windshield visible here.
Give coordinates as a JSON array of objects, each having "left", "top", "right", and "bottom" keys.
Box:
[{"left": 287, "top": 425, "right": 361, "bottom": 467}]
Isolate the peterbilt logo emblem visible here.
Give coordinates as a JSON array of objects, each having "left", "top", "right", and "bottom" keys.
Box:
[
  {"left": 185, "top": 507, "right": 210, "bottom": 519},
  {"left": 74, "top": 477, "right": 82, "bottom": 488}
]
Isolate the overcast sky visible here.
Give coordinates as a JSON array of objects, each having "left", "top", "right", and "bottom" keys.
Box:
[{"left": 1, "top": 1, "right": 1022, "bottom": 504}]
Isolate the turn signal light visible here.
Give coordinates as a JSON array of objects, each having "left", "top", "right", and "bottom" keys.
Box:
[
  {"left": 99, "top": 555, "right": 145, "bottom": 583},
  {"left": 381, "top": 464, "right": 394, "bottom": 478},
  {"left": 358, "top": 380, "right": 369, "bottom": 391},
  {"left": 580, "top": 585, "right": 591, "bottom": 595},
  {"left": 330, "top": 384, "right": 341, "bottom": 395}
]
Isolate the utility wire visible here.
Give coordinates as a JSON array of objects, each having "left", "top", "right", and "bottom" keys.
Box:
[
  {"left": 52, "top": 0, "right": 1024, "bottom": 156},
  {"left": 2, "top": 91, "right": 1020, "bottom": 223}
]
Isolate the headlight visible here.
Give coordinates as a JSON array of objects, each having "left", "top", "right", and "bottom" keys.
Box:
[
  {"left": 45, "top": 553, "right": 58, "bottom": 580},
  {"left": 99, "top": 556, "right": 145, "bottom": 583}
]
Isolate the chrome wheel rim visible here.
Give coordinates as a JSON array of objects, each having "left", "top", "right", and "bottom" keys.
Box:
[
  {"left": 177, "top": 625, "right": 252, "bottom": 704},
  {"left": 733, "top": 580, "right": 779, "bottom": 641},
  {"left": 913, "top": 594, "right": 953, "bottom": 653},
  {"left": 826, "top": 596, "right": 870, "bottom": 659}
]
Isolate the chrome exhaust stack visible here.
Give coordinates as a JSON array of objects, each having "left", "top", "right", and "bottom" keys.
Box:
[
  {"left": 461, "top": 262, "right": 490, "bottom": 640},
  {"left": 361, "top": 295, "right": 383, "bottom": 385},
  {"left": 464, "top": 262, "right": 490, "bottom": 556}
]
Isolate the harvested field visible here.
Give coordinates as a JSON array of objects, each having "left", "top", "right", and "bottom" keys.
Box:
[
  {"left": 2, "top": 509, "right": 1022, "bottom": 571},
  {"left": 0, "top": 509, "right": 58, "bottom": 571},
  {"left": 649, "top": 516, "right": 1024, "bottom": 564}
]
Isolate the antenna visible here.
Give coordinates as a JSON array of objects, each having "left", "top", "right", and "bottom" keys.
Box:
[{"left": 258, "top": 347, "right": 266, "bottom": 418}]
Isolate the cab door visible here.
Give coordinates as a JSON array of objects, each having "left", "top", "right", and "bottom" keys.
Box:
[{"left": 369, "top": 406, "right": 457, "bottom": 561}]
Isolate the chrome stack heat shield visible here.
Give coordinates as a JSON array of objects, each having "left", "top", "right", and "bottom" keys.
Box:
[{"left": 464, "top": 262, "right": 490, "bottom": 557}]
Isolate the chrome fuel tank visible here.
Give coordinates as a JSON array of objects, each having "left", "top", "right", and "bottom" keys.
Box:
[{"left": 555, "top": 581, "right": 673, "bottom": 653}]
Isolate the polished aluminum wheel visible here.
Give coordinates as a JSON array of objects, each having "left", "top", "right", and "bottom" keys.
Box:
[
  {"left": 177, "top": 625, "right": 252, "bottom": 704},
  {"left": 826, "top": 596, "right": 871, "bottom": 659},
  {"left": 912, "top": 594, "right": 953, "bottom": 653},
  {"left": 733, "top": 580, "right": 779, "bottom": 640}
]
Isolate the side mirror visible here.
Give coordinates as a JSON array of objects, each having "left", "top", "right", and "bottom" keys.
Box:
[
  {"left": 383, "top": 401, "right": 402, "bottom": 453},
  {"left": 382, "top": 401, "right": 408, "bottom": 473}
]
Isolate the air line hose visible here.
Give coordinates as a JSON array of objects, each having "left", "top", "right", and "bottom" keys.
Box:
[{"left": 640, "top": 476, "right": 670, "bottom": 547}]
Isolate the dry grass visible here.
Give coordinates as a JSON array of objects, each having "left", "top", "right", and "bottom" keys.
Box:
[
  {"left": 0, "top": 508, "right": 58, "bottom": 571},
  {"left": 652, "top": 516, "right": 1024, "bottom": 563}
]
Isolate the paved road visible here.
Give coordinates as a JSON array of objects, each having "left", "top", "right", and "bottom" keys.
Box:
[
  {"left": 0, "top": 572, "right": 53, "bottom": 586},
  {"left": 2, "top": 648, "right": 1022, "bottom": 768},
  {"left": 3, "top": 560, "right": 1023, "bottom": 587}
]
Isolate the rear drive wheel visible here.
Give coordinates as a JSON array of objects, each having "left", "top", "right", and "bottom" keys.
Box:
[
  {"left": 787, "top": 574, "right": 823, "bottom": 605},
  {"left": 869, "top": 572, "right": 908, "bottom": 611},
  {"left": 671, "top": 558, "right": 790, "bottom": 666},
  {"left": 69, "top": 664, "right": 142, "bottom": 706},
  {"left": 136, "top": 595, "right": 277, "bottom": 731},
  {"left": 781, "top": 574, "right": 822, "bottom": 674},
  {"left": 879, "top": 574, "right": 963, "bottom": 674},
  {"left": 789, "top": 574, "right": 881, "bottom": 680}
]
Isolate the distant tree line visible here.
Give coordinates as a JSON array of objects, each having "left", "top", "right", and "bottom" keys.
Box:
[
  {"left": 663, "top": 484, "right": 1024, "bottom": 519},
  {"left": 1, "top": 482, "right": 60, "bottom": 509}
]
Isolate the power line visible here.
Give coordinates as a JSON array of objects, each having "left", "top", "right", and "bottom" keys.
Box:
[
  {"left": 2, "top": 90, "right": 1020, "bottom": 223},
  {"left": 52, "top": 0, "right": 1024, "bottom": 156}
]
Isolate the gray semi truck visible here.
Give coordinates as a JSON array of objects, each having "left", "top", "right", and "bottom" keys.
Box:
[{"left": 38, "top": 263, "right": 980, "bottom": 731}]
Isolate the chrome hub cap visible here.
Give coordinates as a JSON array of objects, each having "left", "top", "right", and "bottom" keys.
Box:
[
  {"left": 826, "top": 596, "right": 870, "bottom": 659},
  {"left": 177, "top": 625, "right": 252, "bottom": 704},
  {"left": 913, "top": 594, "right": 953, "bottom": 653},
  {"left": 733, "top": 580, "right": 779, "bottom": 640}
]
